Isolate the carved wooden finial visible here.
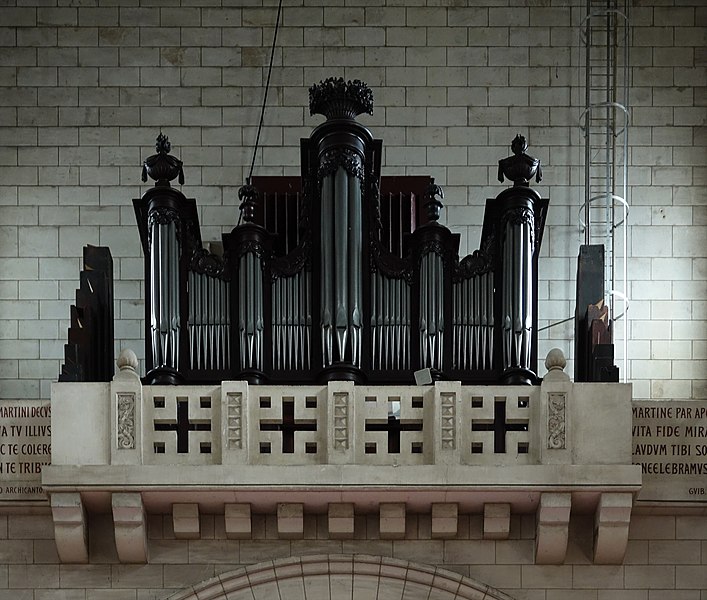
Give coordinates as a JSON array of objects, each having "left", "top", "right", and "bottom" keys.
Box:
[
  {"left": 141, "top": 133, "right": 185, "bottom": 187},
  {"left": 309, "top": 77, "right": 374, "bottom": 120},
  {"left": 423, "top": 183, "right": 445, "bottom": 222},
  {"left": 498, "top": 134, "right": 542, "bottom": 187},
  {"left": 238, "top": 183, "right": 260, "bottom": 223}
]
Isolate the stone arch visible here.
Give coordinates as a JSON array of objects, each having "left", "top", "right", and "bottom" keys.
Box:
[{"left": 167, "top": 554, "right": 515, "bottom": 600}]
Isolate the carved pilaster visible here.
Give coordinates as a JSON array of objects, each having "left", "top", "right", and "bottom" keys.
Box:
[
  {"left": 333, "top": 392, "right": 350, "bottom": 451},
  {"left": 440, "top": 392, "right": 456, "bottom": 450},
  {"left": 547, "top": 392, "right": 566, "bottom": 450},
  {"left": 226, "top": 392, "right": 243, "bottom": 450},
  {"left": 117, "top": 393, "right": 136, "bottom": 450},
  {"left": 111, "top": 349, "right": 142, "bottom": 465},
  {"left": 328, "top": 381, "right": 354, "bottom": 464}
]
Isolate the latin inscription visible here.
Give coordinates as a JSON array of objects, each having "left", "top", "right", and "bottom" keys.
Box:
[
  {"left": 632, "top": 401, "right": 707, "bottom": 503},
  {"left": 0, "top": 401, "right": 51, "bottom": 501}
]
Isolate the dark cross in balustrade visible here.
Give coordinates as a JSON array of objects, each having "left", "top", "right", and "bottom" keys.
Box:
[
  {"left": 260, "top": 399, "right": 317, "bottom": 453},
  {"left": 365, "top": 399, "right": 423, "bottom": 454},
  {"left": 154, "top": 399, "right": 211, "bottom": 454},
  {"left": 471, "top": 399, "right": 528, "bottom": 454}
]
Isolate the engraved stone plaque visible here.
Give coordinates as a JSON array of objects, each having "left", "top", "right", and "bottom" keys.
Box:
[
  {"left": 0, "top": 400, "right": 51, "bottom": 502},
  {"left": 632, "top": 400, "right": 707, "bottom": 504}
]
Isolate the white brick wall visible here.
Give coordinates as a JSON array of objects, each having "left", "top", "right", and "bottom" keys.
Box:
[
  {"left": 0, "top": 0, "right": 704, "bottom": 400},
  {"left": 0, "top": 513, "right": 703, "bottom": 597}
]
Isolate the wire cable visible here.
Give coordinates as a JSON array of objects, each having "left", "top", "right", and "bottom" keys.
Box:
[{"left": 247, "top": 0, "right": 284, "bottom": 185}]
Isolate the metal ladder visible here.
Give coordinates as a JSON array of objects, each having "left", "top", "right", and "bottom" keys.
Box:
[{"left": 579, "top": 0, "right": 630, "bottom": 380}]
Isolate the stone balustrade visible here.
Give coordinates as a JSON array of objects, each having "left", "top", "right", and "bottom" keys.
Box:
[{"left": 43, "top": 349, "right": 641, "bottom": 565}]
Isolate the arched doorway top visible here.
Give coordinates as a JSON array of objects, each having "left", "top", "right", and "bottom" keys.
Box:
[{"left": 167, "top": 554, "right": 516, "bottom": 600}]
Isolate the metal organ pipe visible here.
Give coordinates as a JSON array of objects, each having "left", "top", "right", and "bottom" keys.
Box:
[
  {"left": 334, "top": 167, "right": 349, "bottom": 363},
  {"left": 320, "top": 176, "right": 334, "bottom": 367},
  {"left": 348, "top": 175, "right": 362, "bottom": 367},
  {"left": 419, "top": 252, "right": 444, "bottom": 371},
  {"left": 149, "top": 217, "right": 181, "bottom": 370},
  {"left": 501, "top": 212, "right": 534, "bottom": 372}
]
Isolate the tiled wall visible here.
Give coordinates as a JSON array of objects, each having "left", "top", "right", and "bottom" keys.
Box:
[
  {"left": 0, "top": 0, "right": 704, "bottom": 399},
  {"left": 0, "top": 512, "right": 705, "bottom": 598}
]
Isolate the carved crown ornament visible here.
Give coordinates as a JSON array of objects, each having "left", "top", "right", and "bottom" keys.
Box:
[{"left": 309, "top": 77, "right": 374, "bottom": 120}]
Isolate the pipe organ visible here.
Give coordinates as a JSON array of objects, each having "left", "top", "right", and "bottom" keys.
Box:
[{"left": 134, "top": 78, "right": 548, "bottom": 386}]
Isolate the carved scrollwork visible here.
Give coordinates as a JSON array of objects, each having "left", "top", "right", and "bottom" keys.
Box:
[
  {"left": 502, "top": 206, "right": 535, "bottom": 248},
  {"left": 190, "top": 247, "right": 228, "bottom": 280},
  {"left": 414, "top": 239, "right": 457, "bottom": 270},
  {"left": 455, "top": 234, "right": 495, "bottom": 280},
  {"left": 317, "top": 148, "right": 364, "bottom": 183},
  {"left": 229, "top": 240, "right": 269, "bottom": 262},
  {"left": 369, "top": 239, "right": 414, "bottom": 282},
  {"left": 117, "top": 393, "right": 136, "bottom": 450},
  {"left": 270, "top": 243, "right": 311, "bottom": 280},
  {"left": 147, "top": 206, "right": 181, "bottom": 246},
  {"left": 148, "top": 206, "right": 179, "bottom": 228},
  {"left": 547, "top": 392, "right": 566, "bottom": 449}
]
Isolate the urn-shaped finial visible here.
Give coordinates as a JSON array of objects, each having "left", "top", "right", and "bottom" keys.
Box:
[
  {"left": 497, "top": 134, "right": 542, "bottom": 187},
  {"left": 142, "top": 133, "right": 185, "bottom": 187},
  {"left": 309, "top": 77, "right": 374, "bottom": 121}
]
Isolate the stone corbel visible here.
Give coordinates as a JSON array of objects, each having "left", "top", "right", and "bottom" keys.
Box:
[
  {"left": 51, "top": 492, "right": 89, "bottom": 563},
  {"left": 379, "top": 503, "right": 406, "bottom": 539},
  {"left": 278, "top": 503, "right": 304, "bottom": 539},
  {"left": 483, "top": 503, "right": 510, "bottom": 540},
  {"left": 431, "top": 503, "right": 458, "bottom": 538},
  {"left": 593, "top": 492, "right": 633, "bottom": 564},
  {"left": 112, "top": 492, "right": 147, "bottom": 563},
  {"left": 535, "top": 492, "right": 571, "bottom": 564},
  {"left": 173, "top": 503, "right": 200, "bottom": 539},
  {"left": 328, "top": 503, "right": 355, "bottom": 539},
  {"left": 225, "top": 503, "right": 252, "bottom": 539}
]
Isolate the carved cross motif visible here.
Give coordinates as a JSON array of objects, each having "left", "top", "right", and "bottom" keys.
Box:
[
  {"left": 471, "top": 400, "right": 528, "bottom": 453},
  {"left": 259, "top": 399, "right": 317, "bottom": 454},
  {"left": 365, "top": 399, "right": 423, "bottom": 454},
  {"left": 154, "top": 400, "right": 211, "bottom": 454}
]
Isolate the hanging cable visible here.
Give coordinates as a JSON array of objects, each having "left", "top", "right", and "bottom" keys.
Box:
[{"left": 247, "top": 0, "right": 284, "bottom": 185}]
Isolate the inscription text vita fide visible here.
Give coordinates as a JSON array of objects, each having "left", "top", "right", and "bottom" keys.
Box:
[{"left": 632, "top": 401, "right": 707, "bottom": 502}]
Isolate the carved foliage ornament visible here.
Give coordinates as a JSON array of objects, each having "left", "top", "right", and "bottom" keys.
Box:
[
  {"left": 455, "top": 233, "right": 495, "bottom": 280},
  {"left": 309, "top": 77, "right": 374, "bottom": 120},
  {"left": 147, "top": 206, "right": 182, "bottom": 248},
  {"left": 317, "top": 148, "right": 365, "bottom": 183},
  {"left": 502, "top": 206, "right": 536, "bottom": 249},
  {"left": 547, "top": 392, "right": 566, "bottom": 449},
  {"left": 270, "top": 243, "right": 310, "bottom": 280},
  {"left": 117, "top": 393, "right": 136, "bottom": 450},
  {"left": 190, "top": 247, "right": 227, "bottom": 280},
  {"left": 369, "top": 240, "right": 413, "bottom": 282}
]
